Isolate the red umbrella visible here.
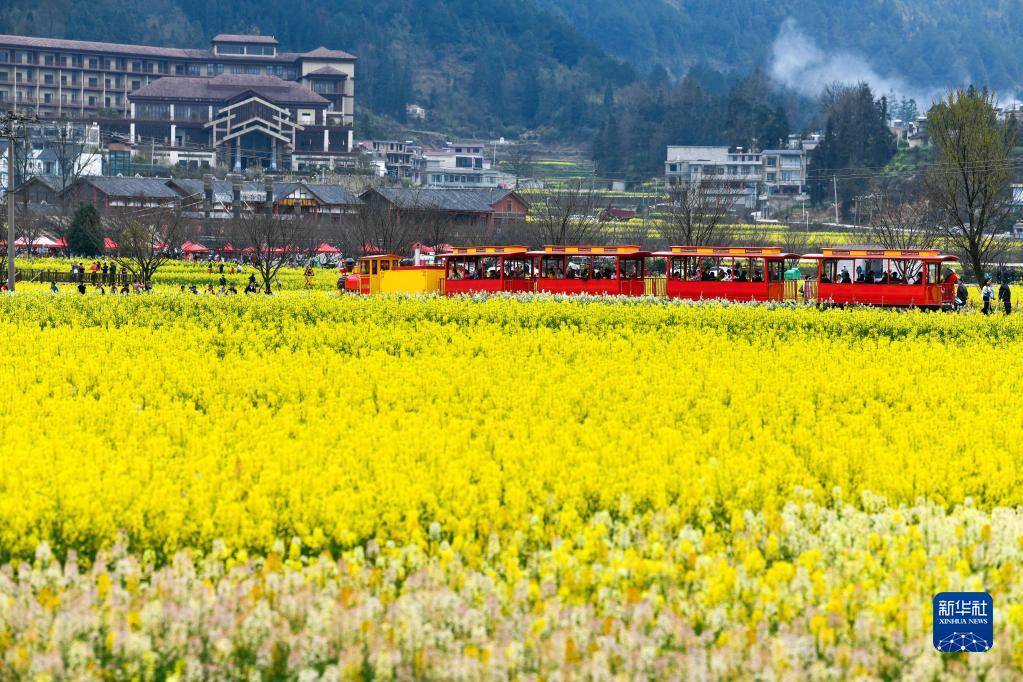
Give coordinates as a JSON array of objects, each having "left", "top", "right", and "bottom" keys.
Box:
[
  {"left": 315, "top": 242, "right": 341, "bottom": 254},
  {"left": 181, "top": 241, "right": 210, "bottom": 254}
]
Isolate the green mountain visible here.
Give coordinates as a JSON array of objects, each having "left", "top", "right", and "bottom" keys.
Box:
[
  {"left": 536, "top": 0, "right": 1023, "bottom": 93},
  {"left": 0, "top": 0, "right": 636, "bottom": 139}
]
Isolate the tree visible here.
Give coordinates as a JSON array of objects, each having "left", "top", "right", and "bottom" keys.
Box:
[
  {"left": 926, "top": 88, "right": 1016, "bottom": 284},
  {"left": 528, "top": 181, "right": 608, "bottom": 246},
  {"left": 228, "top": 213, "right": 309, "bottom": 294},
  {"left": 67, "top": 203, "right": 103, "bottom": 256},
  {"left": 810, "top": 83, "right": 897, "bottom": 208},
  {"left": 106, "top": 207, "right": 188, "bottom": 288},
  {"left": 865, "top": 190, "right": 941, "bottom": 251},
  {"left": 661, "top": 179, "right": 740, "bottom": 246},
  {"left": 50, "top": 119, "right": 100, "bottom": 216},
  {"left": 14, "top": 206, "right": 47, "bottom": 258}
]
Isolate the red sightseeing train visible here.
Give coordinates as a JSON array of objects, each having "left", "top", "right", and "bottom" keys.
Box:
[{"left": 358, "top": 245, "right": 960, "bottom": 309}]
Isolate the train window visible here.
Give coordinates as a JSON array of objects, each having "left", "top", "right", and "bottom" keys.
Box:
[
  {"left": 359, "top": 260, "right": 370, "bottom": 275},
  {"left": 541, "top": 255, "right": 565, "bottom": 279},
  {"left": 567, "top": 256, "right": 590, "bottom": 280},
  {"left": 669, "top": 256, "right": 696, "bottom": 280},
  {"left": 503, "top": 258, "right": 532, "bottom": 279},
  {"left": 645, "top": 257, "right": 666, "bottom": 277},
  {"left": 620, "top": 258, "right": 643, "bottom": 279},
  {"left": 766, "top": 260, "right": 783, "bottom": 282},
  {"left": 592, "top": 256, "right": 615, "bottom": 279},
  {"left": 732, "top": 258, "right": 750, "bottom": 282},
  {"left": 926, "top": 263, "right": 940, "bottom": 284},
  {"left": 889, "top": 259, "right": 922, "bottom": 285},
  {"left": 371, "top": 260, "right": 378, "bottom": 275},
  {"left": 699, "top": 257, "right": 719, "bottom": 281},
  {"left": 481, "top": 256, "right": 500, "bottom": 279},
  {"left": 750, "top": 259, "right": 764, "bottom": 282},
  {"left": 854, "top": 258, "right": 885, "bottom": 283},
  {"left": 379, "top": 260, "right": 391, "bottom": 272}
]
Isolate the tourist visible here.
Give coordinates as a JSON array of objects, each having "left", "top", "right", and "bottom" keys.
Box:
[
  {"left": 982, "top": 279, "right": 994, "bottom": 315},
  {"left": 999, "top": 280, "right": 1012, "bottom": 315},
  {"left": 955, "top": 281, "right": 969, "bottom": 310}
]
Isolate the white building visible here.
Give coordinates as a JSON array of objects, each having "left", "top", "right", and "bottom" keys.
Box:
[
  {"left": 421, "top": 141, "right": 499, "bottom": 188},
  {"left": 664, "top": 145, "right": 807, "bottom": 209}
]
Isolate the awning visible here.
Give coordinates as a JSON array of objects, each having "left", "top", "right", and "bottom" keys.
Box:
[
  {"left": 315, "top": 242, "right": 341, "bottom": 254},
  {"left": 181, "top": 241, "right": 210, "bottom": 254}
]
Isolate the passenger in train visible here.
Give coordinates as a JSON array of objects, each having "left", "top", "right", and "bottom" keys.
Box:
[{"left": 840, "top": 268, "right": 853, "bottom": 284}]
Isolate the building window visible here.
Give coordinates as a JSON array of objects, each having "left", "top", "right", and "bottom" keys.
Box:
[
  {"left": 216, "top": 44, "right": 246, "bottom": 56},
  {"left": 765, "top": 156, "right": 777, "bottom": 167}
]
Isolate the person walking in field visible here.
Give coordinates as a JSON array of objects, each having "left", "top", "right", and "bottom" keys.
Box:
[
  {"left": 999, "top": 280, "right": 1012, "bottom": 315},
  {"left": 304, "top": 265, "right": 315, "bottom": 289},
  {"left": 955, "top": 281, "right": 969, "bottom": 310},
  {"left": 982, "top": 279, "right": 994, "bottom": 315}
]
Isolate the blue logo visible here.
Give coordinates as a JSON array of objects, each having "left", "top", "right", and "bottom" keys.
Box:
[{"left": 933, "top": 592, "right": 993, "bottom": 652}]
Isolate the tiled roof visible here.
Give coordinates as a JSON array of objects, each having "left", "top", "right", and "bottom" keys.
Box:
[
  {"left": 0, "top": 34, "right": 357, "bottom": 64},
  {"left": 364, "top": 187, "right": 504, "bottom": 213},
  {"left": 0, "top": 33, "right": 208, "bottom": 59},
  {"left": 170, "top": 179, "right": 302, "bottom": 204},
  {"left": 130, "top": 74, "right": 328, "bottom": 105},
  {"left": 305, "top": 66, "right": 349, "bottom": 77},
  {"left": 20, "top": 175, "right": 67, "bottom": 193},
  {"left": 77, "top": 177, "right": 180, "bottom": 199},
  {"left": 300, "top": 46, "right": 357, "bottom": 60},
  {"left": 301, "top": 183, "right": 362, "bottom": 206},
  {"left": 212, "top": 34, "right": 278, "bottom": 44}
]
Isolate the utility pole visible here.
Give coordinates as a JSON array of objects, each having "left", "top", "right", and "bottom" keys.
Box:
[
  {"left": 833, "top": 176, "right": 839, "bottom": 224},
  {"left": 3, "top": 110, "right": 39, "bottom": 292}
]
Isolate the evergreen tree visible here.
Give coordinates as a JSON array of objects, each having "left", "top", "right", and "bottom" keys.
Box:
[{"left": 67, "top": 204, "right": 103, "bottom": 256}]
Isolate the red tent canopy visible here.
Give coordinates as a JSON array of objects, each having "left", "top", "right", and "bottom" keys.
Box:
[
  {"left": 181, "top": 241, "right": 210, "bottom": 254},
  {"left": 361, "top": 242, "right": 386, "bottom": 255},
  {"left": 410, "top": 241, "right": 436, "bottom": 255},
  {"left": 53, "top": 238, "right": 68, "bottom": 249},
  {"left": 315, "top": 242, "right": 341, "bottom": 254},
  {"left": 219, "top": 242, "right": 238, "bottom": 254},
  {"left": 103, "top": 237, "right": 118, "bottom": 251}
]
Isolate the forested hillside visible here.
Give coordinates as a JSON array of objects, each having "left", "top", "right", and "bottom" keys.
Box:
[
  {"left": 538, "top": 0, "right": 1023, "bottom": 91},
  {"left": 0, "top": 0, "right": 636, "bottom": 138}
]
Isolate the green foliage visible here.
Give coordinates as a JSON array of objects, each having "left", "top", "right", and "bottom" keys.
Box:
[
  {"left": 67, "top": 204, "right": 103, "bottom": 257},
  {"left": 810, "top": 84, "right": 896, "bottom": 207},
  {"left": 593, "top": 69, "right": 793, "bottom": 180}
]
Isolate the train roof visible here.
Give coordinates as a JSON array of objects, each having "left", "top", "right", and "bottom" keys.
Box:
[
  {"left": 652, "top": 246, "right": 799, "bottom": 259},
  {"left": 804, "top": 248, "right": 959, "bottom": 261},
  {"left": 438, "top": 245, "right": 529, "bottom": 257},
  {"left": 527, "top": 245, "right": 650, "bottom": 257}
]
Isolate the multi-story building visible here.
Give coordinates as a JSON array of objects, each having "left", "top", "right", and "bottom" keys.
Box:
[
  {"left": 664, "top": 145, "right": 807, "bottom": 209},
  {"left": 421, "top": 141, "right": 500, "bottom": 188},
  {"left": 0, "top": 33, "right": 356, "bottom": 172},
  {"left": 358, "top": 140, "right": 423, "bottom": 180}
]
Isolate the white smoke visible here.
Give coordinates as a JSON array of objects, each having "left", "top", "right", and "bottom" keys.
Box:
[{"left": 768, "top": 18, "right": 941, "bottom": 107}]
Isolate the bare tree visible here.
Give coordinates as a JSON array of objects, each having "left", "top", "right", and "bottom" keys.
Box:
[
  {"left": 351, "top": 193, "right": 419, "bottom": 256},
  {"left": 865, "top": 192, "right": 941, "bottom": 250},
  {"left": 661, "top": 178, "right": 740, "bottom": 247},
  {"left": 529, "top": 180, "right": 608, "bottom": 245},
  {"left": 926, "top": 87, "right": 1016, "bottom": 283},
  {"left": 14, "top": 205, "right": 46, "bottom": 257},
  {"left": 50, "top": 118, "right": 100, "bottom": 217},
  {"left": 502, "top": 146, "right": 536, "bottom": 189},
  {"left": 228, "top": 213, "right": 308, "bottom": 293},
  {"left": 106, "top": 207, "right": 189, "bottom": 288}
]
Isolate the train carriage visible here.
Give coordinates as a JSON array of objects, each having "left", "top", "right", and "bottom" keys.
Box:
[
  {"left": 651, "top": 246, "right": 801, "bottom": 302},
  {"left": 354, "top": 254, "right": 445, "bottom": 295},
  {"left": 802, "top": 248, "right": 959, "bottom": 308},
  {"left": 440, "top": 246, "right": 532, "bottom": 295},
  {"left": 527, "top": 245, "right": 650, "bottom": 296}
]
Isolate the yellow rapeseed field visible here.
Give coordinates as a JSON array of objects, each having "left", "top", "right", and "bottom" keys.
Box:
[{"left": 0, "top": 292, "right": 1022, "bottom": 679}]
